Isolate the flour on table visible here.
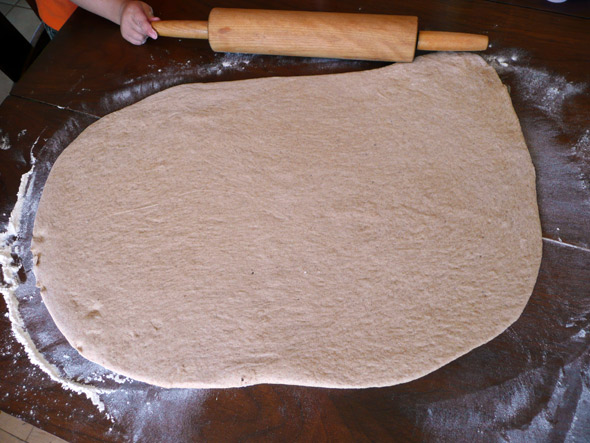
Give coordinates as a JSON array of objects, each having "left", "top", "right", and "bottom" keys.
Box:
[
  {"left": 484, "top": 49, "right": 588, "bottom": 123},
  {"left": 0, "top": 161, "right": 110, "bottom": 412},
  {"left": 0, "top": 132, "right": 10, "bottom": 151}
]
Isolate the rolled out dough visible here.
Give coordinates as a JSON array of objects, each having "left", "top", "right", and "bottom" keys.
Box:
[{"left": 32, "top": 53, "right": 542, "bottom": 389}]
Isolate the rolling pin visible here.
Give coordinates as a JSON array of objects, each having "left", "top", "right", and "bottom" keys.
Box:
[{"left": 152, "top": 8, "right": 489, "bottom": 62}]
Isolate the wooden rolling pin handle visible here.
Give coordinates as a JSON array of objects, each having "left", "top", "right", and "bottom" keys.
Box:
[
  {"left": 152, "top": 20, "right": 208, "bottom": 39},
  {"left": 417, "top": 31, "right": 489, "bottom": 52}
]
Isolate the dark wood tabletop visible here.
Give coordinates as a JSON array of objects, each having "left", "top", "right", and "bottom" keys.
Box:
[{"left": 1, "top": 0, "right": 589, "bottom": 441}]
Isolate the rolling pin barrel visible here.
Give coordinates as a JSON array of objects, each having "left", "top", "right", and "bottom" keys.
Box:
[
  {"left": 152, "top": 8, "right": 489, "bottom": 63},
  {"left": 208, "top": 8, "right": 419, "bottom": 62}
]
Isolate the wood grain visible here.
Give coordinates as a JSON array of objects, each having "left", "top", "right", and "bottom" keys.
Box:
[
  {"left": 207, "top": 8, "right": 418, "bottom": 62},
  {"left": 2, "top": 0, "right": 590, "bottom": 441},
  {"left": 152, "top": 20, "right": 209, "bottom": 39},
  {"left": 416, "top": 30, "right": 488, "bottom": 51}
]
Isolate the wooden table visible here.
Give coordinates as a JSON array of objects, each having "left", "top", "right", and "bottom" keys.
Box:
[{"left": 1, "top": 1, "right": 589, "bottom": 441}]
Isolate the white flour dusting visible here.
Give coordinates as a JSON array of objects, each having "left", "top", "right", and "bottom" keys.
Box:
[
  {"left": 0, "top": 161, "right": 111, "bottom": 412},
  {"left": 0, "top": 132, "right": 10, "bottom": 150},
  {"left": 484, "top": 48, "right": 590, "bottom": 196},
  {"left": 197, "top": 53, "right": 254, "bottom": 76},
  {"left": 1, "top": 165, "right": 34, "bottom": 244},
  {"left": 220, "top": 52, "right": 251, "bottom": 69},
  {"left": 518, "top": 68, "right": 585, "bottom": 118},
  {"left": 572, "top": 129, "right": 590, "bottom": 192},
  {"left": 484, "top": 49, "right": 588, "bottom": 123},
  {"left": 573, "top": 130, "right": 590, "bottom": 163},
  {"left": 144, "top": 52, "right": 362, "bottom": 81}
]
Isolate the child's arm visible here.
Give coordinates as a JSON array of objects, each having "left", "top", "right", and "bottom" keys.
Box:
[{"left": 72, "top": 0, "right": 159, "bottom": 45}]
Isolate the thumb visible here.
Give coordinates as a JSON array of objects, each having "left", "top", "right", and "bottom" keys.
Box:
[
  {"left": 140, "top": 2, "right": 155, "bottom": 20},
  {"left": 139, "top": 3, "right": 158, "bottom": 39}
]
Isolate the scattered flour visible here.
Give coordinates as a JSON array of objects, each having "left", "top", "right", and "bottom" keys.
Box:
[
  {"left": 220, "top": 53, "right": 251, "bottom": 69},
  {"left": 484, "top": 49, "right": 588, "bottom": 122},
  {"left": 132, "top": 51, "right": 362, "bottom": 84},
  {"left": 199, "top": 52, "right": 255, "bottom": 76},
  {"left": 0, "top": 160, "right": 111, "bottom": 412},
  {"left": 484, "top": 48, "right": 590, "bottom": 194},
  {"left": 573, "top": 129, "right": 590, "bottom": 163},
  {"left": 572, "top": 129, "right": 590, "bottom": 191},
  {"left": 0, "top": 132, "right": 10, "bottom": 150}
]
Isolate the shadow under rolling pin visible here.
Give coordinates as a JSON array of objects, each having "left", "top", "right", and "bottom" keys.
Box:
[{"left": 152, "top": 8, "right": 489, "bottom": 63}]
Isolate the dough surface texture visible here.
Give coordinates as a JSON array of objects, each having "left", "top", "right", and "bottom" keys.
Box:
[{"left": 32, "top": 53, "right": 542, "bottom": 388}]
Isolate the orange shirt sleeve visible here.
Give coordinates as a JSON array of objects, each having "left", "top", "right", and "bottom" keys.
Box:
[{"left": 36, "top": 0, "right": 78, "bottom": 31}]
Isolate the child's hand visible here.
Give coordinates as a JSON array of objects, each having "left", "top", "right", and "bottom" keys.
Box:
[{"left": 119, "top": 1, "right": 160, "bottom": 45}]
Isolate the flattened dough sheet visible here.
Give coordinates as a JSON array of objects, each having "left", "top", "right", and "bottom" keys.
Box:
[{"left": 32, "top": 53, "right": 542, "bottom": 388}]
